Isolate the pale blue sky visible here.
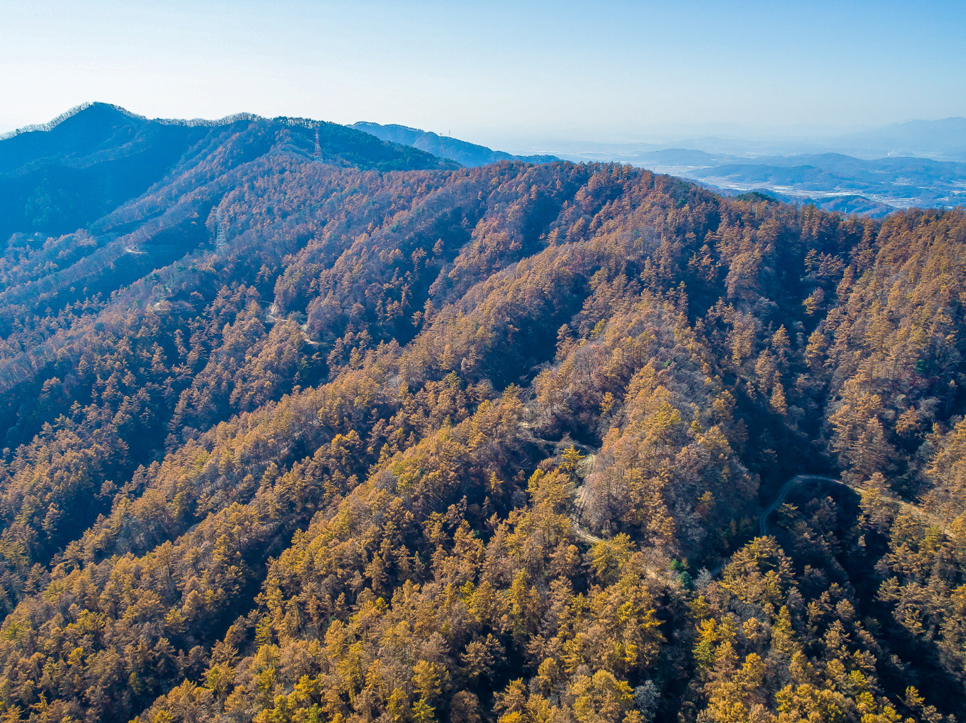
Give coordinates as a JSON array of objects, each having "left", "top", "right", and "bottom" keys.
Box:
[{"left": 1, "top": 0, "right": 964, "bottom": 150}]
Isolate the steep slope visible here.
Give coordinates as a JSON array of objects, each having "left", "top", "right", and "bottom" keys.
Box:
[
  {"left": 0, "top": 109, "right": 964, "bottom": 723},
  {"left": 0, "top": 103, "right": 213, "bottom": 239},
  {"left": 0, "top": 104, "right": 455, "bottom": 242}
]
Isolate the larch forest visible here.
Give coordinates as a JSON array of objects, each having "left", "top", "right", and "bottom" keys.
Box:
[{"left": 0, "top": 103, "right": 964, "bottom": 723}]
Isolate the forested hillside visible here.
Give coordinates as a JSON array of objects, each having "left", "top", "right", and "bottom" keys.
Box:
[{"left": 0, "top": 104, "right": 964, "bottom": 723}]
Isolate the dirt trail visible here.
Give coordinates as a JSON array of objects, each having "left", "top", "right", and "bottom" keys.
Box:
[
  {"left": 570, "top": 455, "right": 602, "bottom": 544},
  {"left": 264, "top": 303, "right": 319, "bottom": 346}
]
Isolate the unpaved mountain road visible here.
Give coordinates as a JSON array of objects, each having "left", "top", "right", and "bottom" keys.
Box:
[
  {"left": 569, "top": 460, "right": 944, "bottom": 581},
  {"left": 570, "top": 473, "right": 845, "bottom": 554},
  {"left": 702, "top": 474, "right": 844, "bottom": 578},
  {"left": 759, "top": 474, "right": 843, "bottom": 536}
]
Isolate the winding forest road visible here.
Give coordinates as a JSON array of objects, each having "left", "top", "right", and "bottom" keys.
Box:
[
  {"left": 758, "top": 474, "right": 843, "bottom": 536},
  {"left": 700, "top": 474, "right": 844, "bottom": 578},
  {"left": 564, "top": 466, "right": 945, "bottom": 583},
  {"left": 570, "top": 473, "right": 846, "bottom": 553},
  {"left": 559, "top": 444, "right": 899, "bottom": 580}
]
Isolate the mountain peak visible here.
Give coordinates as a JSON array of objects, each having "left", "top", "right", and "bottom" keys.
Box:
[{"left": 0, "top": 104, "right": 456, "bottom": 238}]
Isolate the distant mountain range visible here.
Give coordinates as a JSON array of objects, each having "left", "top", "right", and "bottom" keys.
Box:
[
  {"left": 833, "top": 117, "right": 966, "bottom": 160},
  {"left": 4, "top": 103, "right": 963, "bottom": 228},
  {"left": 347, "top": 119, "right": 966, "bottom": 216},
  {"left": 620, "top": 149, "right": 966, "bottom": 216},
  {"left": 350, "top": 122, "right": 560, "bottom": 167},
  {"left": 538, "top": 121, "right": 966, "bottom": 217},
  {"left": 551, "top": 117, "right": 966, "bottom": 162}
]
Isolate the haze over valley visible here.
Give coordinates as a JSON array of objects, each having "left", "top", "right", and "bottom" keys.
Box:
[{"left": 344, "top": 118, "right": 966, "bottom": 217}]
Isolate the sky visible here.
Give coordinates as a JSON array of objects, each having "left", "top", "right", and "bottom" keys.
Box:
[{"left": 1, "top": 0, "right": 965, "bottom": 152}]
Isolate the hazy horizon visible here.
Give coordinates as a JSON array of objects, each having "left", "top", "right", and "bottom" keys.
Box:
[{"left": 2, "top": 0, "right": 965, "bottom": 154}]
